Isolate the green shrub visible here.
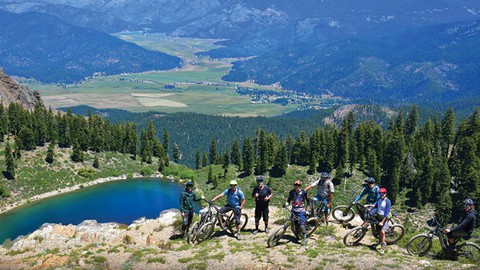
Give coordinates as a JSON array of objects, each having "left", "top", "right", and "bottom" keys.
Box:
[
  {"left": 141, "top": 166, "right": 154, "bottom": 176},
  {"left": 77, "top": 167, "right": 96, "bottom": 179}
]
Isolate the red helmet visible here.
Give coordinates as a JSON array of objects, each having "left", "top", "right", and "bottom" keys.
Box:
[
  {"left": 293, "top": 180, "right": 302, "bottom": 185},
  {"left": 379, "top": 187, "right": 387, "bottom": 193}
]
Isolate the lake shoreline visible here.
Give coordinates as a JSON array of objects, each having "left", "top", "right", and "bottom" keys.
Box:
[{"left": 0, "top": 172, "right": 167, "bottom": 215}]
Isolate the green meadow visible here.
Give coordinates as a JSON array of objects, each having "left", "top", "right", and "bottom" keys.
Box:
[{"left": 24, "top": 31, "right": 295, "bottom": 116}]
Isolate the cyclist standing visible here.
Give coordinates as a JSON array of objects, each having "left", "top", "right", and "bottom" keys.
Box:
[
  {"left": 354, "top": 177, "right": 380, "bottom": 220},
  {"left": 252, "top": 175, "right": 273, "bottom": 234},
  {"left": 365, "top": 187, "right": 391, "bottom": 254},
  {"left": 179, "top": 181, "right": 204, "bottom": 238},
  {"left": 286, "top": 180, "right": 309, "bottom": 246},
  {"left": 211, "top": 179, "right": 246, "bottom": 240},
  {"left": 305, "top": 172, "right": 334, "bottom": 225},
  {"left": 444, "top": 198, "right": 477, "bottom": 246}
]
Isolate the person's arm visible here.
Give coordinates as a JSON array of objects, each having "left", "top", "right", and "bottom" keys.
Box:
[
  {"left": 286, "top": 190, "right": 293, "bottom": 204},
  {"left": 240, "top": 198, "right": 246, "bottom": 209},
  {"left": 305, "top": 180, "right": 318, "bottom": 192},
  {"left": 354, "top": 188, "right": 367, "bottom": 203},
  {"left": 212, "top": 191, "right": 225, "bottom": 202},
  {"left": 265, "top": 187, "right": 273, "bottom": 202},
  {"left": 327, "top": 193, "right": 334, "bottom": 208},
  {"left": 179, "top": 193, "right": 186, "bottom": 216}
]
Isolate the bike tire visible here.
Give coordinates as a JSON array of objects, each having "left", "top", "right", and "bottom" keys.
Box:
[
  {"left": 332, "top": 205, "right": 355, "bottom": 223},
  {"left": 457, "top": 242, "right": 480, "bottom": 263},
  {"left": 267, "top": 226, "right": 287, "bottom": 247},
  {"left": 226, "top": 213, "right": 248, "bottom": 234},
  {"left": 406, "top": 234, "right": 433, "bottom": 256},
  {"left": 306, "top": 217, "right": 319, "bottom": 237},
  {"left": 187, "top": 222, "right": 200, "bottom": 244},
  {"left": 343, "top": 227, "right": 367, "bottom": 246},
  {"left": 385, "top": 224, "right": 405, "bottom": 245},
  {"left": 195, "top": 221, "right": 215, "bottom": 244}
]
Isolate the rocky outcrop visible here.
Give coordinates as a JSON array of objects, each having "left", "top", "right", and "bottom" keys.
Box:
[
  {"left": 0, "top": 69, "right": 41, "bottom": 110},
  {"left": 8, "top": 209, "right": 180, "bottom": 252}
]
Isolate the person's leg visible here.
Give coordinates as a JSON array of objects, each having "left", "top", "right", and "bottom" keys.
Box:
[
  {"left": 233, "top": 208, "right": 242, "bottom": 239},
  {"left": 263, "top": 205, "right": 269, "bottom": 233},
  {"left": 322, "top": 197, "right": 329, "bottom": 225},
  {"left": 298, "top": 212, "right": 308, "bottom": 246},
  {"left": 254, "top": 205, "right": 261, "bottom": 234}
]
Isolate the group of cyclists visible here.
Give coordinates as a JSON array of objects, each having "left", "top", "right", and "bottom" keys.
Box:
[{"left": 179, "top": 173, "right": 477, "bottom": 257}]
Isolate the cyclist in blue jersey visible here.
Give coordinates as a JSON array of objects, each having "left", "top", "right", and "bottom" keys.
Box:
[
  {"left": 354, "top": 177, "right": 380, "bottom": 220},
  {"left": 212, "top": 179, "right": 246, "bottom": 240}
]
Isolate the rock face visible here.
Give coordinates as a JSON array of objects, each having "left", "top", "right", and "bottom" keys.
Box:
[
  {"left": 0, "top": 69, "right": 41, "bottom": 110},
  {"left": 9, "top": 209, "right": 180, "bottom": 252}
]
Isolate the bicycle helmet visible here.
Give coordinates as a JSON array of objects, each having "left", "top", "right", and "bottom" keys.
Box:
[
  {"left": 186, "top": 181, "right": 194, "bottom": 187},
  {"left": 256, "top": 176, "right": 264, "bottom": 182},
  {"left": 229, "top": 179, "right": 238, "bottom": 186},
  {"left": 293, "top": 180, "right": 302, "bottom": 186},
  {"left": 320, "top": 172, "right": 329, "bottom": 179},
  {"left": 365, "top": 177, "right": 376, "bottom": 184},
  {"left": 379, "top": 187, "right": 387, "bottom": 193},
  {"left": 465, "top": 198, "right": 474, "bottom": 206}
]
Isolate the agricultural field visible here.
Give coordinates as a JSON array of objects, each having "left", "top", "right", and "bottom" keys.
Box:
[{"left": 23, "top": 32, "right": 298, "bottom": 116}]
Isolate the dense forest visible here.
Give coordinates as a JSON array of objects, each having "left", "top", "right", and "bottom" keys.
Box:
[{"left": 1, "top": 102, "right": 479, "bottom": 224}]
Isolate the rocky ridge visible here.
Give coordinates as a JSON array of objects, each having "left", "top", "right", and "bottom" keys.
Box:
[
  {"left": 0, "top": 69, "right": 41, "bottom": 110},
  {"left": 0, "top": 207, "right": 474, "bottom": 270}
]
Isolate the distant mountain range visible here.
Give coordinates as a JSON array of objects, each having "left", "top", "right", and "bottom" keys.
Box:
[
  {"left": 224, "top": 19, "right": 480, "bottom": 103},
  {"left": 0, "top": 10, "right": 182, "bottom": 83},
  {"left": 0, "top": 1, "right": 479, "bottom": 106}
]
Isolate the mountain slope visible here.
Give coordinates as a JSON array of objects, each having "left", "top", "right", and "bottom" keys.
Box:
[
  {"left": 223, "top": 20, "right": 480, "bottom": 103},
  {"left": 0, "top": 10, "right": 182, "bottom": 83},
  {"left": 0, "top": 69, "right": 41, "bottom": 110}
]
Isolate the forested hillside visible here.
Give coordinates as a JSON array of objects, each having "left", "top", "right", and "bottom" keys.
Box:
[
  {"left": 0, "top": 10, "right": 182, "bottom": 83},
  {"left": 2, "top": 99, "right": 479, "bottom": 226}
]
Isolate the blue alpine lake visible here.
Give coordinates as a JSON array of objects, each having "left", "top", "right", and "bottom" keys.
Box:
[{"left": 0, "top": 178, "right": 196, "bottom": 244}]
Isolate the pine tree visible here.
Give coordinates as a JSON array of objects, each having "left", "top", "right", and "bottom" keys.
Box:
[
  {"left": 242, "top": 138, "right": 254, "bottom": 175},
  {"left": 92, "top": 156, "right": 99, "bottom": 168},
  {"left": 18, "top": 126, "right": 35, "bottom": 151},
  {"left": 405, "top": 105, "right": 419, "bottom": 145},
  {"left": 71, "top": 140, "right": 84, "bottom": 162},
  {"left": 271, "top": 142, "right": 288, "bottom": 177},
  {"left": 202, "top": 152, "right": 208, "bottom": 168},
  {"left": 5, "top": 142, "right": 15, "bottom": 179},
  {"left": 441, "top": 108, "right": 456, "bottom": 157},
  {"left": 222, "top": 148, "right": 230, "bottom": 169},
  {"left": 12, "top": 135, "right": 22, "bottom": 159},
  {"left": 209, "top": 138, "right": 219, "bottom": 165},
  {"left": 163, "top": 130, "right": 170, "bottom": 152},
  {"left": 173, "top": 142, "right": 180, "bottom": 163},
  {"left": 195, "top": 150, "right": 202, "bottom": 169},
  {"left": 207, "top": 166, "right": 214, "bottom": 184},
  {"left": 435, "top": 155, "right": 452, "bottom": 224},
  {"left": 45, "top": 142, "right": 55, "bottom": 164},
  {"left": 231, "top": 138, "right": 242, "bottom": 169},
  {"left": 256, "top": 129, "right": 269, "bottom": 174}
]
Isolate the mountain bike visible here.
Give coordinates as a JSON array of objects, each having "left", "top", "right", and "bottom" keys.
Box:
[
  {"left": 343, "top": 211, "right": 405, "bottom": 246},
  {"left": 331, "top": 188, "right": 367, "bottom": 223},
  {"left": 267, "top": 205, "right": 319, "bottom": 247},
  {"left": 186, "top": 199, "right": 215, "bottom": 244},
  {"left": 406, "top": 216, "right": 480, "bottom": 262},
  {"left": 307, "top": 197, "right": 330, "bottom": 225},
  {"left": 194, "top": 200, "right": 248, "bottom": 244}
]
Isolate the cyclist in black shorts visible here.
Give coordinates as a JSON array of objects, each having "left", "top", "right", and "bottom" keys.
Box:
[
  {"left": 252, "top": 176, "right": 273, "bottom": 234},
  {"left": 444, "top": 198, "right": 477, "bottom": 246}
]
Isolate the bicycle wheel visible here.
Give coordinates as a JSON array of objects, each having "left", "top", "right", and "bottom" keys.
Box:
[
  {"left": 267, "top": 226, "right": 287, "bottom": 247},
  {"left": 457, "top": 242, "right": 480, "bottom": 263},
  {"left": 385, "top": 224, "right": 405, "bottom": 245},
  {"left": 306, "top": 217, "right": 319, "bottom": 236},
  {"left": 343, "top": 227, "right": 367, "bottom": 246},
  {"left": 195, "top": 222, "right": 215, "bottom": 244},
  {"left": 406, "top": 234, "right": 433, "bottom": 256},
  {"left": 226, "top": 213, "right": 248, "bottom": 234},
  {"left": 187, "top": 222, "right": 200, "bottom": 244},
  {"left": 332, "top": 205, "right": 355, "bottom": 223}
]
